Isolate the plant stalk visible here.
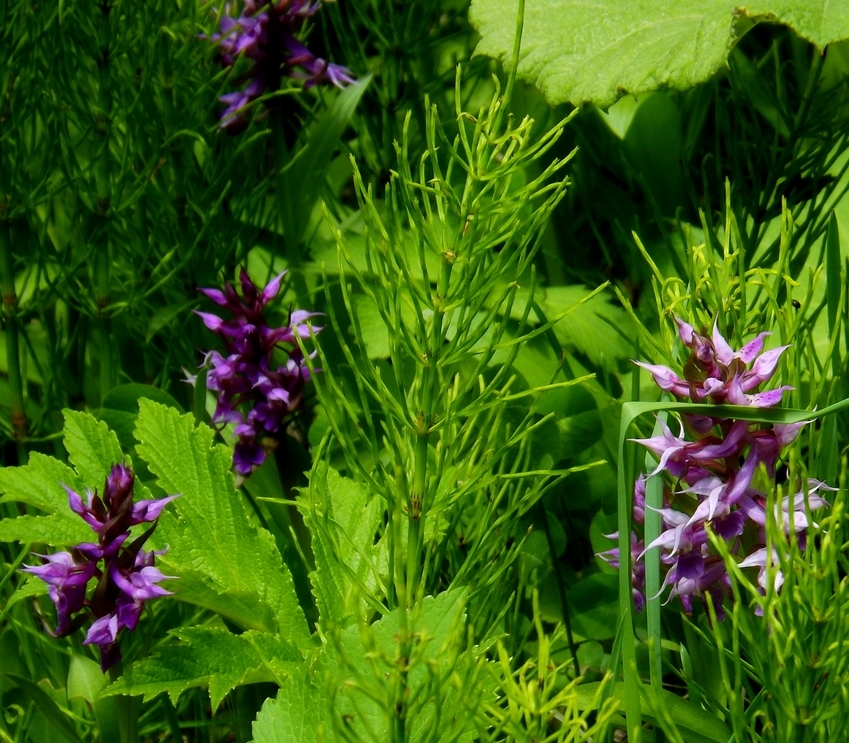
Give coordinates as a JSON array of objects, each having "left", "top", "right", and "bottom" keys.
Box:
[{"left": 0, "top": 222, "right": 27, "bottom": 457}]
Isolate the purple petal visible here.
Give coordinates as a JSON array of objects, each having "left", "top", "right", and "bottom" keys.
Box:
[
  {"left": 199, "top": 288, "right": 229, "bottom": 306},
  {"left": 748, "top": 386, "right": 793, "bottom": 408},
  {"left": 259, "top": 272, "right": 287, "bottom": 305},
  {"left": 675, "top": 317, "right": 695, "bottom": 345},
  {"left": 633, "top": 361, "right": 691, "bottom": 397},
  {"left": 84, "top": 613, "right": 119, "bottom": 647},
  {"left": 194, "top": 311, "right": 225, "bottom": 333},
  {"left": 738, "top": 332, "right": 770, "bottom": 364},
  {"left": 130, "top": 494, "right": 180, "bottom": 524},
  {"left": 711, "top": 322, "right": 735, "bottom": 366},
  {"left": 746, "top": 346, "right": 789, "bottom": 385}
]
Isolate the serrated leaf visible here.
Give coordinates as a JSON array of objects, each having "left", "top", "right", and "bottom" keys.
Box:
[
  {"left": 0, "top": 512, "right": 92, "bottom": 546},
  {"left": 104, "top": 626, "right": 302, "bottom": 711},
  {"left": 251, "top": 665, "right": 328, "bottom": 743},
  {"left": 133, "top": 400, "right": 310, "bottom": 647},
  {"left": 62, "top": 410, "right": 124, "bottom": 486},
  {"left": 469, "top": 0, "right": 849, "bottom": 108},
  {"left": 0, "top": 452, "right": 81, "bottom": 511},
  {"left": 253, "top": 588, "right": 471, "bottom": 743},
  {"left": 322, "top": 589, "right": 472, "bottom": 742},
  {"left": 305, "top": 465, "right": 384, "bottom": 628}
]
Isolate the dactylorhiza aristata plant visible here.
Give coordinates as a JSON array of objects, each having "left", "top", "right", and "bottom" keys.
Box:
[
  {"left": 21, "top": 464, "right": 177, "bottom": 671},
  {"left": 210, "top": 0, "right": 355, "bottom": 130},
  {"left": 194, "top": 268, "right": 322, "bottom": 477},
  {"left": 600, "top": 319, "right": 833, "bottom": 616}
]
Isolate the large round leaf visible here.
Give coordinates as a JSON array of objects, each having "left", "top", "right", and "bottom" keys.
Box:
[{"left": 470, "top": 0, "right": 849, "bottom": 107}]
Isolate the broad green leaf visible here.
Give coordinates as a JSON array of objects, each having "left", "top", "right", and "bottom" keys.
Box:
[
  {"left": 251, "top": 666, "right": 329, "bottom": 743},
  {"left": 544, "top": 286, "right": 632, "bottom": 370},
  {"left": 0, "top": 452, "right": 91, "bottom": 546},
  {"left": 321, "top": 589, "right": 472, "bottom": 742},
  {"left": 575, "top": 681, "right": 731, "bottom": 743},
  {"left": 68, "top": 655, "right": 120, "bottom": 743},
  {"left": 565, "top": 574, "right": 619, "bottom": 641},
  {"left": 62, "top": 410, "right": 124, "bottom": 486},
  {"left": 304, "top": 465, "right": 384, "bottom": 627},
  {"left": 0, "top": 512, "right": 91, "bottom": 546},
  {"left": 101, "top": 384, "right": 184, "bottom": 415},
  {"left": 0, "top": 452, "right": 81, "bottom": 511},
  {"left": 469, "top": 0, "right": 849, "bottom": 108},
  {"left": 103, "top": 627, "right": 301, "bottom": 711},
  {"left": 99, "top": 383, "right": 184, "bottom": 454},
  {"left": 133, "top": 400, "right": 310, "bottom": 647},
  {"left": 253, "top": 590, "right": 474, "bottom": 743}
]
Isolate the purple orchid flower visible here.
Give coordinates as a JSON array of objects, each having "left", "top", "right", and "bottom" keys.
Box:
[
  {"left": 601, "top": 318, "right": 831, "bottom": 617},
  {"left": 193, "top": 268, "right": 322, "bottom": 478},
  {"left": 22, "top": 464, "right": 177, "bottom": 670},
  {"left": 209, "top": 0, "right": 355, "bottom": 131}
]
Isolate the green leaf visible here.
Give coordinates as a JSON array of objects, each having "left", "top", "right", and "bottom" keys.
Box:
[
  {"left": 282, "top": 75, "right": 372, "bottom": 249},
  {"left": 251, "top": 666, "right": 329, "bottom": 743},
  {"left": 575, "top": 681, "right": 731, "bottom": 743},
  {"left": 0, "top": 512, "right": 91, "bottom": 546},
  {"left": 99, "top": 383, "right": 184, "bottom": 453},
  {"left": 253, "top": 589, "right": 474, "bottom": 743},
  {"left": 62, "top": 410, "right": 124, "bottom": 486},
  {"left": 469, "top": 0, "right": 849, "bottom": 107},
  {"left": 304, "top": 465, "right": 384, "bottom": 627},
  {"left": 566, "top": 574, "right": 619, "bottom": 641},
  {"left": 146, "top": 302, "right": 194, "bottom": 344},
  {"left": 0, "top": 451, "right": 91, "bottom": 546},
  {"left": 68, "top": 655, "right": 120, "bottom": 743},
  {"left": 0, "top": 452, "right": 81, "bottom": 511},
  {"left": 133, "top": 400, "right": 310, "bottom": 647},
  {"left": 322, "top": 589, "right": 471, "bottom": 742},
  {"left": 0, "top": 673, "right": 84, "bottom": 743},
  {"left": 103, "top": 627, "right": 302, "bottom": 711},
  {"left": 102, "top": 384, "right": 184, "bottom": 415},
  {"left": 544, "top": 286, "right": 633, "bottom": 370}
]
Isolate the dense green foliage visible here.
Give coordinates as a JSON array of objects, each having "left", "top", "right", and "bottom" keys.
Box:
[{"left": 2, "top": 1, "right": 849, "bottom": 741}]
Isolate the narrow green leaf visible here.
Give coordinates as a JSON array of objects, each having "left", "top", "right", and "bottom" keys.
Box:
[
  {"left": 0, "top": 673, "right": 84, "bottom": 743},
  {"left": 282, "top": 75, "right": 372, "bottom": 248},
  {"left": 145, "top": 302, "right": 194, "bottom": 344},
  {"left": 575, "top": 681, "right": 731, "bottom": 743}
]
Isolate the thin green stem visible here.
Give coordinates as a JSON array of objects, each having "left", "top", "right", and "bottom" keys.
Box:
[
  {"left": 94, "top": 0, "right": 114, "bottom": 402},
  {"left": 108, "top": 663, "right": 139, "bottom": 743},
  {"left": 0, "top": 222, "right": 27, "bottom": 457},
  {"left": 537, "top": 500, "right": 580, "bottom": 679}
]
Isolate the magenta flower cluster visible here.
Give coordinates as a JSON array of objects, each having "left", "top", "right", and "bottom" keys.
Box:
[
  {"left": 195, "top": 268, "right": 321, "bottom": 477},
  {"left": 23, "top": 465, "right": 177, "bottom": 670},
  {"left": 599, "top": 319, "right": 831, "bottom": 617},
  {"left": 211, "top": 0, "right": 355, "bottom": 131}
]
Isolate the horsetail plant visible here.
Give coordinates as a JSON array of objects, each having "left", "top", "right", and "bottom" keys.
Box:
[{"left": 300, "top": 71, "right": 610, "bottom": 737}]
